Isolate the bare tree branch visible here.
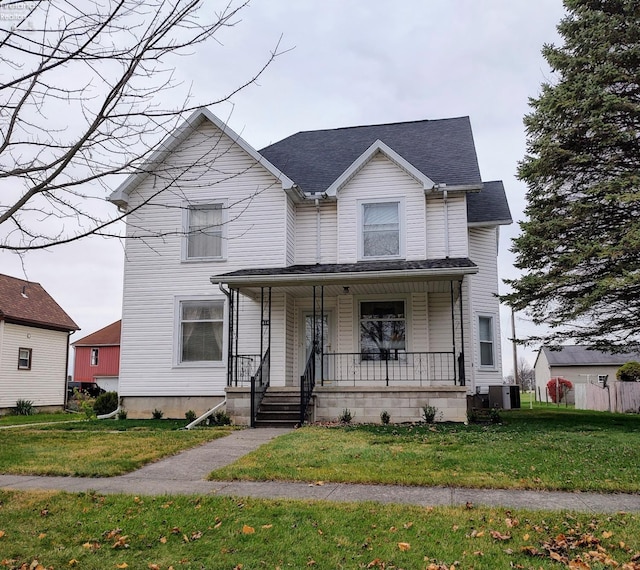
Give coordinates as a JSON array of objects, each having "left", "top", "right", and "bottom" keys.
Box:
[{"left": 0, "top": 0, "right": 286, "bottom": 252}]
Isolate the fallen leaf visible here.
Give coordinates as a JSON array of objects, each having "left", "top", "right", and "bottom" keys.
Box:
[
  {"left": 523, "top": 533, "right": 530, "bottom": 541},
  {"left": 490, "top": 530, "right": 511, "bottom": 541},
  {"left": 505, "top": 518, "right": 519, "bottom": 528},
  {"left": 404, "top": 522, "right": 413, "bottom": 529},
  {"left": 116, "top": 564, "right": 128, "bottom": 569},
  {"left": 159, "top": 536, "right": 167, "bottom": 544},
  {"left": 38, "top": 533, "right": 46, "bottom": 540},
  {"left": 148, "top": 564, "right": 160, "bottom": 570},
  {"left": 602, "top": 531, "right": 613, "bottom": 539},
  {"left": 191, "top": 531, "right": 203, "bottom": 540},
  {"left": 112, "top": 536, "right": 129, "bottom": 549},
  {"left": 307, "top": 559, "right": 316, "bottom": 566},
  {"left": 568, "top": 559, "right": 590, "bottom": 570},
  {"left": 242, "top": 525, "right": 255, "bottom": 534},
  {"left": 0, "top": 531, "right": 5, "bottom": 539},
  {"left": 29, "top": 561, "right": 44, "bottom": 570},
  {"left": 68, "top": 561, "right": 79, "bottom": 567},
  {"left": 398, "top": 542, "right": 411, "bottom": 551},
  {"left": 40, "top": 509, "right": 49, "bottom": 517},
  {"left": 214, "top": 521, "right": 223, "bottom": 529},
  {"left": 262, "top": 524, "right": 273, "bottom": 529}
]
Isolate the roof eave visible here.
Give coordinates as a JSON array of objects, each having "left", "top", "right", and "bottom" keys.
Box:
[
  {"left": 468, "top": 218, "right": 513, "bottom": 227},
  {"left": 211, "top": 265, "right": 478, "bottom": 288},
  {"left": 108, "top": 108, "right": 296, "bottom": 209}
]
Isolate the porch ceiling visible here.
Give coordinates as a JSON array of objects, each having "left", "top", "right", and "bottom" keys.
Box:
[{"left": 210, "top": 258, "right": 475, "bottom": 298}]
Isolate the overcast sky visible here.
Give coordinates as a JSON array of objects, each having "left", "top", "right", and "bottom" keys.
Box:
[{"left": 0, "top": 0, "right": 567, "bottom": 374}]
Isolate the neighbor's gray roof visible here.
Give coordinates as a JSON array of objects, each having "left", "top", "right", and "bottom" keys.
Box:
[
  {"left": 541, "top": 345, "right": 640, "bottom": 366},
  {"left": 260, "top": 117, "right": 482, "bottom": 194}
]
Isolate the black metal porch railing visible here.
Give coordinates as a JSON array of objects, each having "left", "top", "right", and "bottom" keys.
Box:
[
  {"left": 230, "top": 354, "right": 262, "bottom": 387},
  {"left": 300, "top": 346, "right": 316, "bottom": 425},
  {"left": 322, "top": 351, "right": 457, "bottom": 386},
  {"left": 250, "top": 348, "right": 270, "bottom": 427}
]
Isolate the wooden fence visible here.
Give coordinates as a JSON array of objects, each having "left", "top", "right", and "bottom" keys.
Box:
[{"left": 575, "top": 381, "right": 640, "bottom": 413}]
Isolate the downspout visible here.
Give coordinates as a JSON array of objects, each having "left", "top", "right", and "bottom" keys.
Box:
[
  {"left": 442, "top": 187, "right": 450, "bottom": 258},
  {"left": 315, "top": 198, "right": 321, "bottom": 264},
  {"left": 64, "top": 330, "right": 75, "bottom": 410}
]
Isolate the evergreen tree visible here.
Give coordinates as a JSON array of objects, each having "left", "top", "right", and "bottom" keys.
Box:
[{"left": 504, "top": 0, "right": 640, "bottom": 351}]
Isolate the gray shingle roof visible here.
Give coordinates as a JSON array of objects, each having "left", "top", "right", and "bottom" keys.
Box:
[
  {"left": 542, "top": 345, "right": 640, "bottom": 366},
  {"left": 215, "top": 258, "right": 476, "bottom": 279},
  {"left": 467, "top": 181, "right": 512, "bottom": 225},
  {"left": 260, "top": 117, "right": 483, "bottom": 194}
]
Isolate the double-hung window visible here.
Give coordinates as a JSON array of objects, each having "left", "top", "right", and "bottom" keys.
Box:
[
  {"left": 362, "top": 201, "right": 401, "bottom": 259},
  {"left": 360, "top": 300, "right": 406, "bottom": 360},
  {"left": 179, "top": 300, "right": 224, "bottom": 363},
  {"left": 478, "top": 316, "right": 495, "bottom": 367},
  {"left": 18, "top": 348, "right": 32, "bottom": 370},
  {"left": 186, "top": 204, "right": 224, "bottom": 260},
  {"left": 90, "top": 348, "right": 99, "bottom": 366}
]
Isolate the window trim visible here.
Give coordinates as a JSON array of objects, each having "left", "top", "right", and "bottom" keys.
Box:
[
  {"left": 477, "top": 314, "right": 496, "bottom": 369},
  {"left": 357, "top": 198, "right": 405, "bottom": 261},
  {"left": 174, "top": 296, "right": 226, "bottom": 368},
  {"left": 18, "top": 347, "right": 32, "bottom": 370},
  {"left": 182, "top": 201, "right": 227, "bottom": 262},
  {"left": 90, "top": 348, "right": 99, "bottom": 367}
]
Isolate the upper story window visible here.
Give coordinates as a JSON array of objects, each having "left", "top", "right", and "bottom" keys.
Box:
[
  {"left": 185, "top": 203, "right": 224, "bottom": 260},
  {"left": 179, "top": 300, "right": 224, "bottom": 363},
  {"left": 90, "top": 348, "right": 99, "bottom": 366},
  {"left": 478, "top": 315, "right": 495, "bottom": 367},
  {"left": 18, "top": 347, "right": 32, "bottom": 370},
  {"left": 361, "top": 200, "right": 402, "bottom": 259}
]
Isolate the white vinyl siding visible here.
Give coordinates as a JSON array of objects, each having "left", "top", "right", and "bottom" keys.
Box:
[
  {"left": 294, "top": 201, "right": 337, "bottom": 264},
  {"left": 119, "top": 120, "right": 287, "bottom": 397},
  {"left": 0, "top": 323, "right": 67, "bottom": 409},
  {"left": 337, "top": 154, "right": 426, "bottom": 263},
  {"left": 425, "top": 194, "right": 468, "bottom": 258},
  {"left": 468, "top": 226, "right": 503, "bottom": 386}
]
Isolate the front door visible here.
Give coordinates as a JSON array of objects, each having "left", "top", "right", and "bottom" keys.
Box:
[{"left": 301, "top": 312, "right": 332, "bottom": 383}]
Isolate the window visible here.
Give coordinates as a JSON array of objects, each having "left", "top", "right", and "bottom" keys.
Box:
[
  {"left": 179, "top": 300, "right": 224, "bottom": 363},
  {"left": 478, "top": 316, "right": 495, "bottom": 367},
  {"left": 598, "top": 374, "right": 608, "bottom": 386},
  {"left": 90, "top": 348, "right": 99, "bottom": 366},
  {"left": 18, "top": 348, "right": 32, "bottom": 370},
  {"left": 360, "top": 300, "right": 406, "bottom": 360},
  {"left": 186, "top": 204, "right": 224, "bottom": 260},
  {"left": 362, "top": 201, "right": 400, "bottom": 258}
]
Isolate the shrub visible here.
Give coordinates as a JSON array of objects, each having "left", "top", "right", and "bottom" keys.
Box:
[
  {"left": 547, "top": 377, "right": 573, "bottom": 403},
  {"left": 93, "top": 391, "right": 118, "bottom": 415},
  {"left": 152, "top": 408, "right": 164, "bottom": 420},
  {"left": 380, "top": 410, "right": 390, "bottom": 425},
  {"left": 617, "top": 361, "right": 640, "bottom": 382},
  {"left": 117, "top": 408, "right": 128, "bottom": 420},
  {"left": 338, "top": 408, "right": 353, "bottom": 424},
  {"left": 14, "top": 399, "right": 34, "bottom": 416},
  {"left": 422, "top": 404, "right": 438, "bottom": 424},
  {"left": 185, "top": 410, "right": 197, "bottom": 423},
  {"left": 208, "top": 410, "right": 231, "bottom": 426}
]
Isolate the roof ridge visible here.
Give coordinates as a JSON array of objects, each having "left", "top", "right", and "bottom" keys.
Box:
[{"left": 278, "top": 116, "right": 471, "bottom": 139}]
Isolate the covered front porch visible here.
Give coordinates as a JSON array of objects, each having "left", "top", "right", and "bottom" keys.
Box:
[{"left": 211, "top": 258, "right": 476, "bottom": 426}]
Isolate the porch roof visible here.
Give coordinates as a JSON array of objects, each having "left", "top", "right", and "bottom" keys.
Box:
[{"left": 211, "top": 258, "right": 477, "bottom": 289}]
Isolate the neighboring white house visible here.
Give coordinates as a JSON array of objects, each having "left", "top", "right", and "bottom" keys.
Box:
[
  {"left": 534, "top": 345, "right": 640, "bottom": 404},
  {"left": 0, "top": 273, "right": 79, "bottom": 412},
  {"left": 110, "top": 109, "right": 512, "bottom": 424}
]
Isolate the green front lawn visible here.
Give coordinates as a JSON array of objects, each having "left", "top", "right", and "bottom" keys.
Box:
[
  {"left": 0, "top": 420, "right": 234, "bottom": 477},
  {"left": 210, "top": 407, "right": 640, "bottom": 493},
  {"left": 0, "top": 412, "right": 84, "bottom": 427},
  {"left": 1, "top": 489, "right": 639, "bottom": 570}
]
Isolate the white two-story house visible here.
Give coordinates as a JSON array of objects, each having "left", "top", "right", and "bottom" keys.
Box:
[{"left": 110, "top": 108, "right": 511, "bottom": 425}]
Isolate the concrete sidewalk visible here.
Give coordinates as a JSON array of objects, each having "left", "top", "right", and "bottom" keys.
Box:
[{"left": 1, "top": 427, "right": 639, "bottom": 514}]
